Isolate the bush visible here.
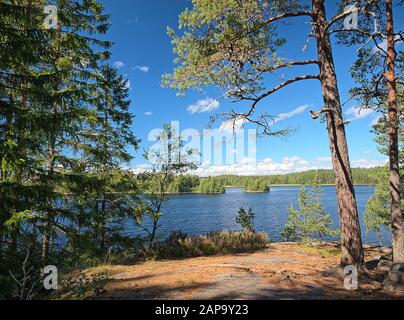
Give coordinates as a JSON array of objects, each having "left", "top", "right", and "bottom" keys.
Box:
[
  {"left": 149, "top": 230, "right": 270, "bottom": 259},
  {"left": 80, "top": 230, "right": 270, "bottom": 265}
]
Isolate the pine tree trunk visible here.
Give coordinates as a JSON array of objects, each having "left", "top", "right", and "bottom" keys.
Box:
[
  {"left": 386, "top": 0, "right": 404, "bottom": 263},
  {"left": 312, "top": 0, "right": 364, "bottom": 267}
]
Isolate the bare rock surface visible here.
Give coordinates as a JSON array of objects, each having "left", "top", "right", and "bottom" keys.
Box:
[
  {"left": 384, "top": 263, "right": 404, "bottom": 292},
  {"left": 71, "top": 243, "right": 404, "bottom": 300}
]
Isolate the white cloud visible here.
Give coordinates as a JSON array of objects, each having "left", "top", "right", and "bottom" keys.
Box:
[
  {"left": 193, "top": 156, "right": 312, "bottom": 177},
  {"left": 113, "top": 61, "right": 125, "bottom": 69},
  {"left": 271, "top": 105, "right": 309, "bottom": 125},
  {"left": 345, "top": 106, "right": 375, "bottom": 121},
  {"left": 144, "top": 112, "right": 153, "bottom": 116},
  {"left": 131, "top": 155, "right": 386, "bottom": 177},
  {"left": 370, "top": 113, "right": 383, "bottom": 126},
  {"left": 373, "top": 36, "right": 402, "bottom": 54},
  {"left": 217, "top": 104, "right": 308, "bottom": 134},
  {"left": 218, "top": 116, "right": 247, "bottom": 133},
  {"left": 314, "top": 156, "right": 332, "bottom": 162},
  {"left": 196, "top": 157, "right": 387, "bottom": 176},
  {"left": 133, "top": 65, "right": 150, "bottom": 73},
  {"left": 187, "top": 98, "right": 220, "bottom": 114},
  {"left": 351, "top": 158, "right": 387, "bottom": 168},
  {"left": 130, "top": 164, "right": 152, "bottom": 174}
]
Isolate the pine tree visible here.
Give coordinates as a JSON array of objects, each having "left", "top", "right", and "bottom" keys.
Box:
[
  {"left": 281, "top": 183, "right": 338, "bottom": 242},
  {"left": 0, "top": 0, "right": 138, "bottom": 294},
  {"left": 338, "top": 0, "right": 404, "bottom": 263},
  {"left": 163, "top": 0, "right": 369, "bottom": 266}
]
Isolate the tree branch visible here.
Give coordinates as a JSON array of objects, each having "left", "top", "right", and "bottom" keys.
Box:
[
  {"left": 324, "top": 2, "right": 360, "bottom": 35},
  {"left": 255, "top": 60, "right": 319, "bottom": 73},
  {"left": 247, "top": 74, "right": 321, "bottom": 116},
  {"left": 261, "top": 11, "right": 313, "bottom": 26}
]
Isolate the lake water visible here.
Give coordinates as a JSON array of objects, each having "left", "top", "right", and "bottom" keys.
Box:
[{"left": 127, "top": 185, "right": 392, "bottom": 246}]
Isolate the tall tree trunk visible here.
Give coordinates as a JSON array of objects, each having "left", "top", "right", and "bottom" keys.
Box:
[
  {"left": 386, "top": 0, "right": 404, "bottom": 263},
  {"left": 41, "top": 116, "right": 57, "bottom": 264},
  {"left": 312, "top": 0, "right": 364, "bottom": 267},
  {"left": 41, "top": 221, "right": 50, "bottom": 263},
  {"left": 100, "top": 196, "right": 106, "bottom": 252}
]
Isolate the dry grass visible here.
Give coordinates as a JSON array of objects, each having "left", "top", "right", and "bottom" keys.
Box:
[{"left": 145, "top": 231, "right": 270, "bottom": 260}]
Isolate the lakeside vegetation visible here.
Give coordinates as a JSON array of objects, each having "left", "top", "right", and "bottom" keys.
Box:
[{"left": 142, "top": 230, "right": 270, "bottom": 261}]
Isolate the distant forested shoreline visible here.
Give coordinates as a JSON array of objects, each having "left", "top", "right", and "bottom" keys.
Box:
[{"left": 137, "top": 167, "right": 383, "bottom": 194}]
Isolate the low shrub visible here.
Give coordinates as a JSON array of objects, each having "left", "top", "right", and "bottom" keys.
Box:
[
  {"left": 76, "top": 231, "right": 270, "bottom": 266},
  {"left": 152, "top": 230, "right": 270, "bottom": 260}
]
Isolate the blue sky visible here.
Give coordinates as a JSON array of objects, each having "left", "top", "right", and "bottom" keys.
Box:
[{"left": 99, "top": 0, "right": 403, "bottom": 176}]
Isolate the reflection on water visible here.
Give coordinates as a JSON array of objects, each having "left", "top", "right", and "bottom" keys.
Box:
[{"left": 126, "top": 185, "right": 391, "bottom": 246}]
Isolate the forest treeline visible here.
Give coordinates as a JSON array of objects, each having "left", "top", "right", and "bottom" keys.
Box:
[{"left": 142, "top": 167, "right": 384, "bottom": 194}]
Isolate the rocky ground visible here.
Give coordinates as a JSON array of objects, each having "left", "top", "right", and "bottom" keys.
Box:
[{"left": 61, "top": 242, "right": 404, "bottom": 300}]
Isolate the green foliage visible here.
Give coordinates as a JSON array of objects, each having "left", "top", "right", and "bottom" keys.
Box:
[
  {"left": 0, "top": 0, "right": 138, "bottom": 299},
  {"left": 281, "top": 185, "right": 338, "bottom": 242},
  {"left": 364, "top": 96, "right": 403, "bottom": 243},
  {"left": 236, "top": 207, "right": 255, "bottom": 232},
  {"left": 335, "top": 1, "right": 403, "bottom": 114},
  {"left": 163, "top": 0, "right": 306, "bottom": 136},
  {"left": 56, "top": 271, "right": 109, "bottom": 300},
  {"left": 365, "top": 180, "right": 390, "bottom": 242},
  {"left": 196, "top": 177, "right": 225, "bottom": 193},
  {"left": 371, "top": 95, "right": 404, "bottom": 168},
  {"left": 135, "top": 167, "right": 382, "bottom": 196},
  {"left": 197, "top": 168, "right": 381, "bottom": 188},
  {"left": 364, "top": 166, "right": 404, "bottom": 243},
  {"left": 166, "top": 175, "right": 199, "bottom": 193},
  {"left": 243, "top": 177, "right": 269, "bottom": 192}
]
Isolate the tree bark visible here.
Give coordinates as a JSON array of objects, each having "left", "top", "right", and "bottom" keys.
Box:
[
  {"left": 312, "top": 0, "right": 364, "bottom": 267},
  {"left": 386, "top": 0, "right": 404, "bottom": 263}
]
